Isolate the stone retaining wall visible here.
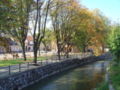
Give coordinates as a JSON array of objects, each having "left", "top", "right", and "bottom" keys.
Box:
[{"left": 0, "top": 56, "right": 101, "bottom": 90}]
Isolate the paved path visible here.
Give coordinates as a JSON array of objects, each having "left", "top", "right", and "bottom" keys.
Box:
[{"left": 0, "top": 54, "right": 91, "bottom": 78}]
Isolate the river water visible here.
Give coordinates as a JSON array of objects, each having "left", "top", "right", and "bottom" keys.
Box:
[{"left": 23, "top": 61, "right": 109, "bottom": 90}]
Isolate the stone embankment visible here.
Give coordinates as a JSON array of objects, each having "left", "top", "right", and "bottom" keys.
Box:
[{"left": 0, "top": 56, "right": 102, "bottom": 90}]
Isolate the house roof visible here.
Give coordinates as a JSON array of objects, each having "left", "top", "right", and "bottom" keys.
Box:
[{"left": 26, "top": 36, "right": 33, "bottom": 41}]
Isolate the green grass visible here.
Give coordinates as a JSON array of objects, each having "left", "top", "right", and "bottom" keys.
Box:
[
  {"left": 110, "top": 64, "right": 120, "bottom": 90},
  {"left": 0, "top": 60, "right": 24, "bottom": 67},
  {"left": 96, "top": 81, "right": 109, "bottom": 90},
  {"left": 0, "top": 56, "right": 49, "bottom": 67}
]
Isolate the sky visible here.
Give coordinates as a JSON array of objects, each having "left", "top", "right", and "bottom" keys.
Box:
[{"left": 80, "top": 0, "right": 120, "bottom": 23}]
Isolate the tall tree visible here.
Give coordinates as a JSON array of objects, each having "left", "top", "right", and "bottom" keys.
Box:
[
  {"left": 8, "top": 0, "right": 32, "bottom": 60},
  {"left": 50, "top": 0, "right": 79, "bottom": 59},
  {"left": 30, "top": 0, "right": 51, "bottom": 64},
  {"left": 72, "top": 8, "right": 93, "bottom": 52}
]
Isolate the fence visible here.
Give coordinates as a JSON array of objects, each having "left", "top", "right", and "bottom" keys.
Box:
[{"left": 0, "top": 53, "right": 92, "bottom": 78}]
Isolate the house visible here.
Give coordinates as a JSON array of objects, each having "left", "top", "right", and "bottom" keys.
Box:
[
  {"left": 0, "top": 38, "right": 22, "bottom": 54},
  {"left": 9, "top": 39, "right": 22, "bottom": 53},
  {"left": 25, "top": 36, "right": 34, "bottom": 52},
  {"left": 25, "top": 36, "right": 49, "bottom": 52}
]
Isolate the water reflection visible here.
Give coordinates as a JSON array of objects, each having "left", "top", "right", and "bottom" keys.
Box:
[{"left": 23, "top": 61, "right": 108, "bottom": 90}]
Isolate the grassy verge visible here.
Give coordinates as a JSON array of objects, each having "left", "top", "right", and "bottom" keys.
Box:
[
  {"left": 96, "top": 81, "right": 109, "bottom": 90},
  {"left": 0, "top": 56, "right": 49, "bottom": 67},
  {"left": 109, "top": 64, "right": 120, "bottom": 90}
]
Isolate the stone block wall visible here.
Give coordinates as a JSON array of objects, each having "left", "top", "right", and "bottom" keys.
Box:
[{"left": 0, "top": 56, "right": 101, "bottom": 90}]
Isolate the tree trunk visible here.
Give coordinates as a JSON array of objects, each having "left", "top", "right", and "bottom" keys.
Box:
[
  {"left": 39, "top": 47, "right": 41, "bottom": 56},
  {"left": 65, "top": 45, "right": 70, "bottom": 58},
  {"left": 58, "top": 49, "right": 61, "bottom": 60},
  {"left": 57, "top": 43, "right": 61, "bottom": 60},
  {"left": 83, "top": 46, "right": 86, "bottom": 53},
  {"left": 33, "top": 48, "right": 38, "bottom": 64},
  {"left": 101, "top": 44, "right": 105, "bottom": 53},
  {"left": 21, "top": 43, "right": 27, "bottom": 61},
  {"left": 66, "top": 52, "right": 69, "bottom": 58},
  {"left": 66, "top": 49, "right": 69, "bottom": 58},
  {"left": 33, "top": 42, "right": 39, "bottom": 64}
]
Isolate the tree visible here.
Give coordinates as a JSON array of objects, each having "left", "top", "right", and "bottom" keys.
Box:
[
  {"left": 0, "top": 0, "right": 13, "bottom": 53},
  {"left": 0, "top": 36, "right": 10, "bottom": 53},
  {"left": 0, "top": 0, "right": 12, "bottom": 31},
  {"left": 0, "top": 0, "right": 32, "bottom": 60},
  {"left": 50, "top": 0, "right": 64, "bottom": 60},
  {"left": 72, "top": 8, "right": 94, "bottom": 52},
  {"left": 30, "top": 0, "right": 51, "bottom": 64},
  {"left": 108, "top": 25, "right": 120, "bottom": 63},
  {"left": 42, "top": 29, "right": 55, "bottom": 52},
  {"left": 90, "top": 10, "right": 110, "bottom": 55},
  {"left": 60, "top": 0, "right": 80, "bottom": 58},
  {"left": 50, "top": 0, "right": 80, "bottom": 59},
  {"left": 72, "top": 9, "right": 109, "bottom": 55}
]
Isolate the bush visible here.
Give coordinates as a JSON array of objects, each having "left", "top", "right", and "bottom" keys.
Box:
[
  {"left": 110, "top": 65, "right": 120, "bottom": 90},
  {"left": 96, "top": 81, "right": 109, "bottom": 90},
  {"left": 108, "top": 25, "right": 120, "bottom": 64}
]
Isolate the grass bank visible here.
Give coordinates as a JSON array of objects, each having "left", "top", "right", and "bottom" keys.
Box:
[
  {"left": 109, "top": 63, "right": 120, "bottom": 90},
  {"left": 96, "top": 81, "right": 109, "bottom": 90},
  {"left": 0, "top": 56, "right": 48, "bottom": 67}
]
